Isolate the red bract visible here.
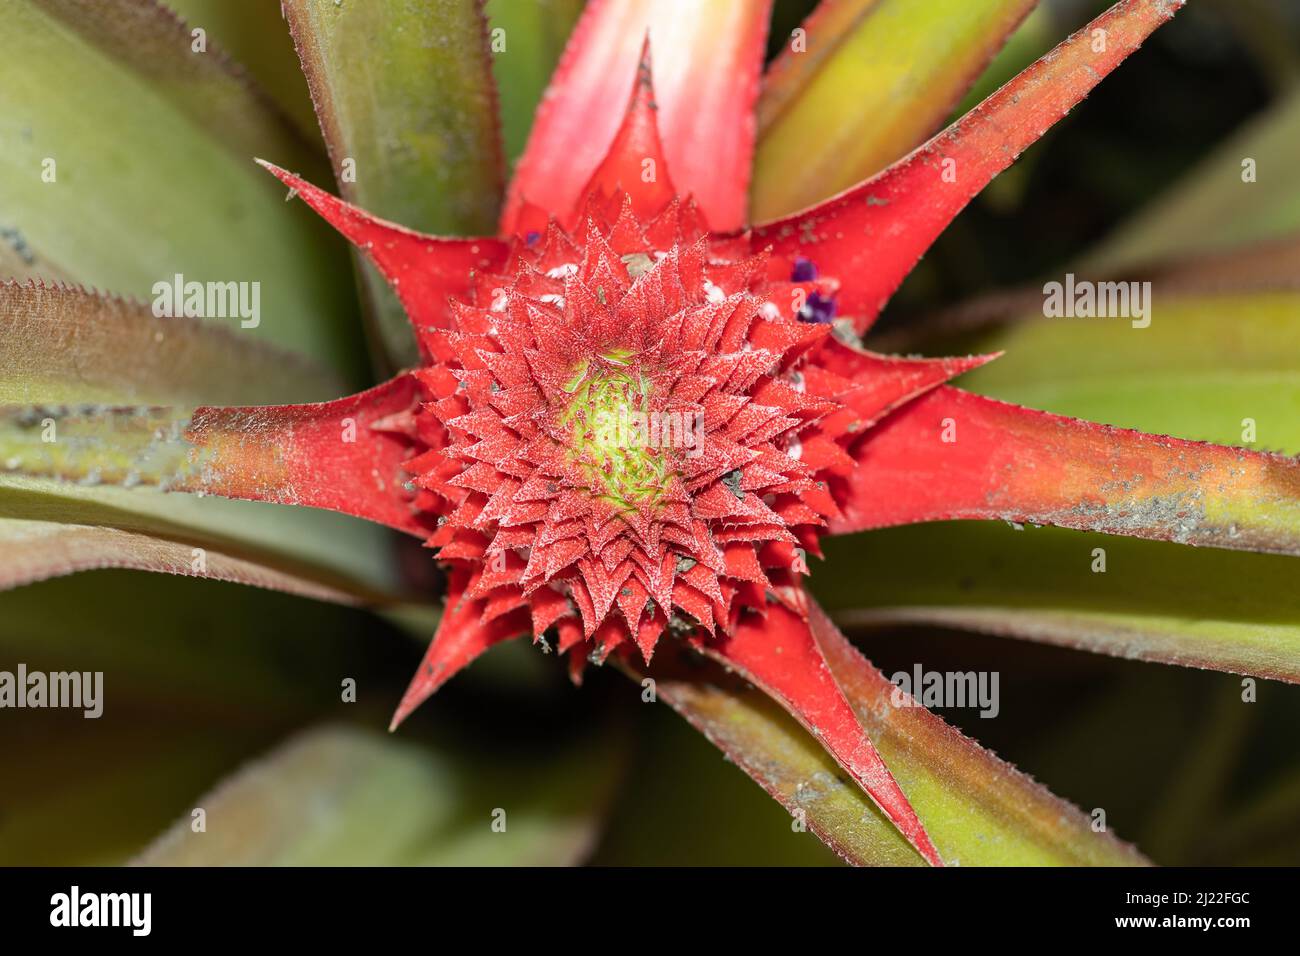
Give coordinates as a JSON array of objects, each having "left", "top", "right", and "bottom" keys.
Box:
[
  {"left": 260, "top": 44, "right": 986, "bottom": 863},
  {"left": 98, "top": 0, "right": 1299, "bottom": 865}
]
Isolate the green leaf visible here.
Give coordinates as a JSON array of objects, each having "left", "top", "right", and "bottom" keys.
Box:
[
  {"left": 161, "top": 0, "right": 323, "bottom": 139},
  {"left": 0, "top": 0, "right": 365, "bottom": 378},
  {"left": 751, "top": 0, "right": 1038, "bottom": 221},
  {"left": 485, "top": 0, "right": 586, "bottom": 168},
  {"left": 1081, "top": 88, "right": 1300, "bottom": 273},
  {"left": 930, "top": 290, "right": 1300, "bottom": 454},
  {"left": 0, "top": 475, "right": 403, "bottom": 603},
  {"left": 0, "top": 571, "right": 414, "bottom": 864},
  {"left": 133, "top": 724, "right": 620, "bottom": 865},
  {"left": 0, "top": 282, "right": 403, "bottom": 601},
  {"left": 1, "top": 280, "right": 342, "bottom": 405},
  {"left": 816, "top": 522, "right": 1300, "bottom": 683},
  {"left": 281, "top": 0, "right": 505, "bottom": 368},
  {"left": 0, "top": 517, "right": 368, "bottom": 602},
  {"left": 630, "top": 612, "right": 1147, "bottom": 866}
]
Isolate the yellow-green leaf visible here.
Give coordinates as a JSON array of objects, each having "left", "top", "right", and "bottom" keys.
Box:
[
  {"left": 485, "top": 0, "right": 586, "bottom": 167},
  {"left": 751, "top": 0, "right": 1037, "bottom": 220},
  {"left": 133, "top": 724, "right": 620, "bottom": 866},
  {"left": 818, "top": 522, "right": 1300, "bottom": 684},
  {"left": 282, "top": 0, "right": 505, "bottom": 368},
  {"left": 936, "top": 290, "right": 1300, "bottom": 453},
  {"left": 0, "top": 0, "right": 364, "bottom": 377},
  {"left": 630, "top": 610, "right": 1147, "bottom": 866},
  {"left": 162, "top": 0, "right": 323, "bottom": 139},
  {"left": 1, "top": 280, "right": 341, "bottom": 406}
]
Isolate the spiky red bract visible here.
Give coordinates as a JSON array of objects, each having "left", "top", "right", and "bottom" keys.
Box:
[
  {"left": 377, "top": 60, "right": 988, "bottom": 691},
  {"left": 253, "top": 47, "right": 980, "bottom": 864},
  {"left": 415, "top": 199, "right": 830, "bottom": 666},
  {"left": 221, "top": 0, "right": 1208, "bottom": 866}
]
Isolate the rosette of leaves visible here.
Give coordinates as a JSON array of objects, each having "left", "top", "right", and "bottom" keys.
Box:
[{"left": 3, "top": 0, "right": 1300, "bottom": 866}]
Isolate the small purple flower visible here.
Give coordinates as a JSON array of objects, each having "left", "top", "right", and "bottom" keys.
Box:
[
  {"left": 798, "top": 290, "right": 837, "bottom": 324},
  {"left": 791, "top": 256, "right": 818, "bottom": 282}
]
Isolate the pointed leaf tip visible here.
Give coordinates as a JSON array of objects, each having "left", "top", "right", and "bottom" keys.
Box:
[
  {"left": 502, "top": 0, "right": 771, "bottom": 233},
  {"left": 574, "top": 36, "right": 678, "bottom": 224},
  {"left": 391, "top": 572, "right": 527, "bottom": 729},
  {"left": 835, "top": 385, "right": 1300, "bottom": 557},
  {"left": 256, "top": 160, "right": 508, "bottom": 343},
  {"left": 699, "top": 604, "right": 944, "bottom": 865}
]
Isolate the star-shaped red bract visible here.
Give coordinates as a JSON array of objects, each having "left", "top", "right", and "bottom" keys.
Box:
[
  {"left": 174, "top": 0, "right": 1273, "bottom": 865},
  {"left": 255, "top": 45, "right": 990, "bottom": 864}
]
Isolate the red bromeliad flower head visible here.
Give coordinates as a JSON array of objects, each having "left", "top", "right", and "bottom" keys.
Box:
[
  {"left": 257, "top": 45, "right": 992, "bottom": 865},
  {"left": 262, "top": 45, "right": 989, "bottom": 694},
  {"left": 421, "top": 66, "right": 876, "bottom": 677},
  {"left": 205, "top": 0, "right": 1238, "bottom": 866},
  {"left": 269, "top": 48, "right": 991, "bottom": 683}
]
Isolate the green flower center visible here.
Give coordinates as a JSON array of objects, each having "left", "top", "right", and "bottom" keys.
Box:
[{"left": 559, "top": 351, "right": 670, "bottom": 510}]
